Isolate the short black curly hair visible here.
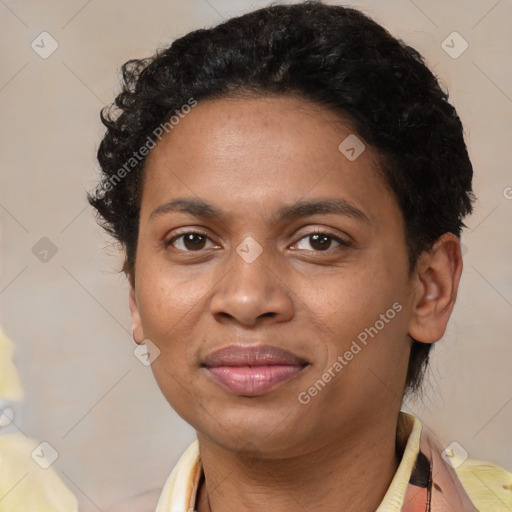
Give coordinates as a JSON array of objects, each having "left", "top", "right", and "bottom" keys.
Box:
[{"left": 87, "top": 0, "right": 475, "bottom": 397}]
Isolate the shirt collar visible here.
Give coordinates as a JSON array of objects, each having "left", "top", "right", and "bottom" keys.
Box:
[
  {"left": 376, "top": 412, "right": 422, "bottom": 511},
  {"left": 155, "top": 411, "right": 424, "bottom": 512}
]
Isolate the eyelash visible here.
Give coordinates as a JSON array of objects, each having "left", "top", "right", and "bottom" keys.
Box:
[{"left": 164, "top": 228, "right": 351, "bottom": 253}]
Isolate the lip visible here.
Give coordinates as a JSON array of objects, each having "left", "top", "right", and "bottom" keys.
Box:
[{"left": 202, "top": 344, "right": 308, "bottom": 396}]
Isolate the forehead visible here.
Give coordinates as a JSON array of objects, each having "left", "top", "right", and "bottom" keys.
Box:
[
  {"left": 140, "top": 95, "right": 400, "bottom": 228},
  {"left": 148, "top": 94, "right": 364, "bottom": 163}
]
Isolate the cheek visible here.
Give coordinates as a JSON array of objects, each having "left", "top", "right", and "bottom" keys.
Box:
[
  {"left": 135, "top": 266, "right": 210, "bottom": 379},
  {"left": 303, "top": 268, "right": 399, "bottom": 335},
  {"left": 303, "top": 266, "right": 410, "bottom": 388},
  {"left": 136, "top": 262, "right": 197, "bottom": 335},
  {"left": 149, "top": 358, "right": 204, "bottom": 429}
]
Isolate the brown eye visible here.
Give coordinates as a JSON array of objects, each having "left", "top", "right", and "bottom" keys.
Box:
[
  {"left": 308, "top": 233, "right": 333, "bottom": 251},
  {"left": 165, "top": 232, "right": 218, "bottom": 251},
  {"left": 294, "top": 231, "right": 350, "bottom": 252}
]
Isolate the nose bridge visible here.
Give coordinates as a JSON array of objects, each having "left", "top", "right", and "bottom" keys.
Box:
[{"left": 209, "top": 239, "right": 292, "bottom": 325}]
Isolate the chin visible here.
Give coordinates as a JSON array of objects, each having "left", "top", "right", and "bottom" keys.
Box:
[{"left": 194, "top": 403, "right": 311, "bottom": 454}]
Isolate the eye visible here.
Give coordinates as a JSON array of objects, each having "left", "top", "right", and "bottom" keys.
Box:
[
  {"left": 165, "top": 231, "right": 220, "bottom": 252},
  {"left": 164, "top": 229, "right": 350, "bottom": 253},
  {"left": 292, "top": 230, "right": 350, "bottom": 252}
]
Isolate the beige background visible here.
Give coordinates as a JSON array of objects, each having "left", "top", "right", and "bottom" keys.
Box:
[{"left": 1, "top": 0, "right": 511, "bottom": 510}]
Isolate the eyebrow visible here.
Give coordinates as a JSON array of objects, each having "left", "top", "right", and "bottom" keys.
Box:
[{"left": 149, "top": 197, "right": 371, "bottom": 224}]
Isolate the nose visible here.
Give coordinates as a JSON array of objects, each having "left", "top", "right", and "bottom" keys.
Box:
[{"left": 209, "top": 246, "right": 294, "bottom": 327}]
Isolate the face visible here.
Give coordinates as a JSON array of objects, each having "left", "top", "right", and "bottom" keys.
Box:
[{"left": 129, "top": 95, "right": 421, "bottom": 458}]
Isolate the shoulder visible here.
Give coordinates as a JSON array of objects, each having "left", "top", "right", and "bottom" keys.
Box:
[{"left": 413, "top": 414, "right": 511, "bottom": 512}]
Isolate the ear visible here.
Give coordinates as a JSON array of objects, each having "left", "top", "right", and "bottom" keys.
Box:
[
  {"left": 128, "top": 283, "right": 145, "bottom": 345},
  {"left": 408, "top": 233, "right": 463, "bottom": 343}
]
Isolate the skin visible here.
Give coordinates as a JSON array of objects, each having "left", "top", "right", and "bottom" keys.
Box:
[{"left": 128, "top": 95, "right": 463, "bottom": 512}]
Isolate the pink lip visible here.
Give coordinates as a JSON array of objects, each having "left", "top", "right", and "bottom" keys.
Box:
[{"left": 202, "top": 344, "right": 308, "bottom": 396}]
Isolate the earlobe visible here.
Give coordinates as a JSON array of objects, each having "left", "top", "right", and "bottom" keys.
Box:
[
  {"left": 408, "top": 233, "right": 463, "bottom": 344},
  {"left": 128, "top": 284, "right": 145, "bottom": 344}
]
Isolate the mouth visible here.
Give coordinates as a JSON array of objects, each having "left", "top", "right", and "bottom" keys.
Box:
[{"left": 202, "top": 344, "right": 309, "bottom": 396}]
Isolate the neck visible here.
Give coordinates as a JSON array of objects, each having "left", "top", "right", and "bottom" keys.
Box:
[{"left": 195, "top": 412, "right": 401, "bottom": 512}]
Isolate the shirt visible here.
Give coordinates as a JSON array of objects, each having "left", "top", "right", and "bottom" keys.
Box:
[{"left": 154, "top": 412, "right": 512, "bottom": 512}]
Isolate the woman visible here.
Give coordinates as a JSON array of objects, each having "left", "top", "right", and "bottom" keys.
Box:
[{"left": 88, "top": 2, "right": 512, "bottom": 510}]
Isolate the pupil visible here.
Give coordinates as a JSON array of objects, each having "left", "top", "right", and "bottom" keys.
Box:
[
  {"left": 311, "top": 233, "right": 330, "bottom": 251},
  {"left": 185, "top": 234, "right": 205, "bottom": 250}
]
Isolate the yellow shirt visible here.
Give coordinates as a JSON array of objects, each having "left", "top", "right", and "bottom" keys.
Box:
[{"left": 154, "top": 412, "right": 512, "bottom": 511}]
